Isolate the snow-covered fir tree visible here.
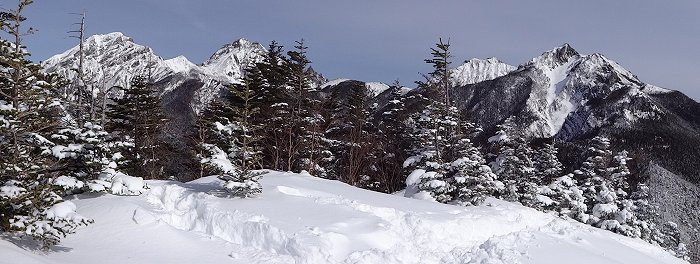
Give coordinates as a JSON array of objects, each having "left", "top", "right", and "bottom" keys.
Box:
[
  {"left": 0, "top": 1, "right": 91, "bottom": 248},
  {"left": 404, "top": 38, "right": 457, "bottom": 202},
  {"left": 199, "top": 75, "right": 265, "bottom": 197},
  {"left": 373, "top": 81, "right": 410, "bottom": 193},
  {"left": 450, "top": 135, "right": 502, "bottom": 206},
  {"left": 575, "top": 136, "right": 619, "bottom": 226},
  {"left": 488, "top": 125, "right": 536, "bottom": 204},
  {"left": 105, "top": 76, "right": 168, "bottom": 179},
  {"left": 50, "top": 122, "right": 111, "bottom": 193},
  {"left": 283, "top": 39, "right": 314, "bottom": 172},
  {"left": 253, "top": 41, "right": 293, "bottom": 172},
  {"left": 315, "top": 89, "right": 343, "bottom": 179},
  {"left": 533, "top": 142, "right": 563, "bottom": 184},
  {"left": 404, "top": 39, "right": 501, "bottom": 205},
  {"left": 543, "top": 174, "right": 588, "bottom": 220},
  {"left": 338, "top": 82, "right": 374, "bottom": 186}
]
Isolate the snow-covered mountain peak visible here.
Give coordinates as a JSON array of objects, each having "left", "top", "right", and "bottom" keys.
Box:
[
  {"left": 203, "top": 38, "right": 266, "bottom": 65},
  {"left": 41, "top": 33, "right": 279, "bottom": 114},
  {"left": 201, "top": 38, "right": 267, "bottom": 83},
  {"left": 574, "top": 53, "right": 642, "bottom": 85},
  {"left": 366, "top": 82, "right": 391, "bottom": 96},
  {"left": 451, "top": 57, "right": 516, "bottom": 86},
  {"left": 528, "top": 43, "right": 580, "bottom": 70},
  {"left": 321, "top": 78, "right": 352, "bottom": 88},
  {"left": 501, "top": 44, "right": 670, "bottom": 139},
  {"left": 86, "top": 31, "right": 131, "bottom": 45},
  {"left": 42, "top": 32, "right": 173, "bottom": 90},
  {"left": 164, "top": 55, "right": 198, "bottom": 74},
  {"left": 484, "top": 57, "right": 501, "bottom": 63}
]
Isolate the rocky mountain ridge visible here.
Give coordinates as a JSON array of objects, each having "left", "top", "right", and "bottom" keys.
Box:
[{"left": 42, "top": 32, "right": 267, "bottom": 113}]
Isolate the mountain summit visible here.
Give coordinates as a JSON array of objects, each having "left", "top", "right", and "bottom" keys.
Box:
[
  {"left": 451, "top": 57, "right": 516, "bottom": 87},
  {"left": 41, "top": 32, "right": 267, "bottom": 112},
  {"left": 202, "top": 38, "right": 266, "bottom": 83},
  {"left": 528, "top": 43, "right": 580, "bottom": 69}
]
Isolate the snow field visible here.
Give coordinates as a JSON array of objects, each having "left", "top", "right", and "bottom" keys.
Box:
[
  {"left": 143, "top": 172, "right": 684, "bottom": 263},
  {"left": 0, "top": 171, "right": 687, "bottom": 264}
]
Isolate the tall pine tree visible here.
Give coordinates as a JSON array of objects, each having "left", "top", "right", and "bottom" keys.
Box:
[{"left": 106, "top": 76, "right": 167, "bottom": 179}]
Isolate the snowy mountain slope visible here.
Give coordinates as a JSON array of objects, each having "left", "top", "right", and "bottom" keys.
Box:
[
  {"left": 365, "top": 82, "right": 391, "bottom": 96},
  {"left": 41, "top": 32, "right": 267, "bottom": 112},
  {"left": 451, "top": 57, "right": 516, "bottom": 87},
  {"left": 322, "top": 57, "right": 514, "bottom": 99},
  {"left": 321, "top": 79, "right": 390, "bottom": 97},
  {"left": 452, "top": 43, "right": 675, "bottom": 140},
  {"left": 321, "top": 78, "right": 352, "bottom": 89},
  {"left": 0, "top": 172, "right": 686, "bottom": 264},
  {"left": 192, "top": 38, "right": 267, "bottom": 112},
  {"left": 42, "top": 32, "right": 203, "bottom": 95},
  {"left": 442, "top": 44, "right": 700, "bottom": 262},
  {"left": 201, "top": 38, "right": 267, "bottom": 84}
]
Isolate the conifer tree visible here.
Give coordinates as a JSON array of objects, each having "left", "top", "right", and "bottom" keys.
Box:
[
  {"left": 488, "top": 126, "right": 535, "bottom": 203},
  {"left": 339, "top": 82, "right": 373, "bottom": 185},
  {"left": 193, "top": 99, "right": 229, "bottom": 178},
  {"left": 315, "top": 89, "right": 343, "bottom": 179},
  {"left": 404, "top": 99, "right": 452, "bottom": 201},
  {"left": 374, "top": 81, "right": 410, "bottom": 193},
  {"left": 533, "top": 142, "right": 563, "bottom": 184},
  {"left": 51, "top": 122, "right": 111, "bottom": 189},
  {"left": 450, "top": 134, "right": 502, "bottom": 206},
  {"left": 299, "top": 90, "right": 327, "bottom": 175},
  {"left": 610, "top": 150, "right": 632, "bottom": 194},
  {"left": 546, "top": 174, "right": 589, "bottom": 222},
  {"left": 255, "top": 41, "right": 292, "bottom": 171},
  {"left": 106, "top": 76, "right": 167, "bottom": 179},
  {"left": 196, "top": 61, "right": 267, "bottom": 196},
  {"left": 278, "top": 39, "right": 312, "bottom": 172},
  {"left": 0, "top": 0, "right": 91, "bottom": 248},
  {"left": 413, "top": 38, "right": 455, "bottom": 164},
  {"left": 406, "top": 39, "right": 497, "bottom": 204},
  {"left": 217, "top": 78, "right": 265, "bottom": 197}
]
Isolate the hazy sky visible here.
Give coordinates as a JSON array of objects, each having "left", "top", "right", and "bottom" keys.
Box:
[{"left": 16, "top": 0, "right": 700, "bottom": 101}]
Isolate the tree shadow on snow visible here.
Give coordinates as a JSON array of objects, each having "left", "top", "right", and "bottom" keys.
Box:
[{"left": 0, "top": 232, "right": 73, "bottom": 253}]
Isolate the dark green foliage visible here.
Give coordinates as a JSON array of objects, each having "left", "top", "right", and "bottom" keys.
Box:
[
  {"left": 106, "top": 76, "right": 168, "bottom": 179},
  {"left": 372, "top": 82, "right": 411, "bottom": 193},
  {"left": 337, "top": 82, "right": 377, "bottom": 187}
]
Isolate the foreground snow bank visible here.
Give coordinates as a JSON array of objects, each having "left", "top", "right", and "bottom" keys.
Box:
[{"left": 0, "top": 171, "right": 686, "bottom": 264}]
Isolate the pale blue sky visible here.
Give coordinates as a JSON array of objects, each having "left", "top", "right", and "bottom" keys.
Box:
[{"left": 15, "top": 0, "right": 700, "bottom": 100}]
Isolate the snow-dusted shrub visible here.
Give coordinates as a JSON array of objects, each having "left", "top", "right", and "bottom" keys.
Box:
[
  {"left": 93, "top": 169, "right": 148, "bottom": 196},
  {"left": 10, "top": 201, "right": 93, "bottom": 248},
  {"left": 220, "top": 173, "right": 263, "bottom": 198},
  {"left": 52, "top": 175, "right": 86, "bottom": 192},
  {"left": 199, "top": 143, "right": 264, "bottom": 198},
  {"left": 1, "top": 181, "right": 92, "bottom": 249}
]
